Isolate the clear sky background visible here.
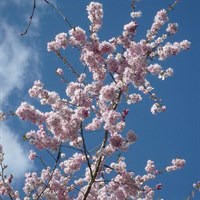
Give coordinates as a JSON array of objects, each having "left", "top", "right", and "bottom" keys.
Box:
[{"left": 0, "top": 0, "right": 199, "bottom": 199}]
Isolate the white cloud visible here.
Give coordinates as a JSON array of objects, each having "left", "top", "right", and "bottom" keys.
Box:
[
  {"left": 0, "top": 23, "right": 35, "bottom": 105},
  {"left": 0, "top": 123, "right": 33, "bottom": 180},
  {"left": 0, "top": 21, "right": 40, "bottom": 180}
]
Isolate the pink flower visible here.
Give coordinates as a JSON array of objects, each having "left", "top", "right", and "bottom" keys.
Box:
[
  {"left": 86, "top": 2, "right": 103, "bottom": 32},
  {"left": 126, "top": 130, "right": 137, "bottom": 143},
  {"left": 0, "top": 111, "right": 6, "bottom": 121},
  {"left": 99, "top": 41, "right": 116, "bottom": 54},
  {"left": 69, "top": 26, "right": 87, "bottom": 46},
  {"left": 166, "top": 23, "right": 178, "bottom": 34},
  {"left": 28, "top": 150, "right": 37, "bottom": 160},
  {"left": 130, "top": 11, "right": 142, "bottom": 19},
  {"left": 147, "top": 64, "right": 162, "bottom": 75},
  {"left": 16, "top": 102, "right": 46, "bottom": 125},
  {"left": 151, "top": 103, "right": 166, "bottom": 114},
  {"left": 145, "top": 160, "right": 156, "bottom": 173},
  {"left": 110, "top": 133, "right": 124, "bottom": 149},
  {"left": 56, "top": 68, "right": 63, "bottom": 76},
  {"left": 166, "top": 158, "right": 186, "bottom": 172},
  {"left": 123, "top": 21, "right": 138, "bottom": 36}
]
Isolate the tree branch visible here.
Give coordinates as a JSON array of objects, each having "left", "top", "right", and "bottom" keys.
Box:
[
  {"left": 20, "top": 0, "right": 36, "bottom": 35},
  {"left": 43, "top": 0, "right": 74, "bottom": 29}
]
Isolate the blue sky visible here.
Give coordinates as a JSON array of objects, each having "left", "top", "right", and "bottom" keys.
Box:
[{"left": 0, "top": 0, "right": 199, "bottom": 199}]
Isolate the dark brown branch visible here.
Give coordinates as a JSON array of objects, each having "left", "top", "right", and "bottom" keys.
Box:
[
  {"left": 166, "top": 0, "right": 180, "bottom": 14},
  {"left": 36, "top": 143, "right": 62, "bottom": 199},
  {"left": 82, "top": 90, "right": 123, "bottom": 199},
  {"left": 43, "top": 0, "right": 74, "bottom": 29},
  {"left": 20, "top": 0, "right": 36, "bottom": 36},
  {"left": 56, "top": 51, "right": 80, "bottom": 78},
  {"left": 80, "top": 122, "right": 93, "bottom": 179},
  {"left": 35, "top": 155, "right": 47, "bottom": 168}
]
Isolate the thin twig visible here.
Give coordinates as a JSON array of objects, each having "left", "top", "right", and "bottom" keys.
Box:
[
  {"left": 20, "top": 0, "right": 36, "bottom": 36},
  {"left": 46, "top": 150, "right": 57, "bottom": 162},
  {"left": 36, "top": 143, "right": 62, "bottom": 199},
  {"left": 80, "top": 122, "right": 93, "bottom": 179},
  {"left": 36, "top": 156, "right": 47, "bottom": 168},
  {"left": 56, "top": 51, "right": 80, "bottom": 78},
  {"left": 43, "top": 0, "right": 74, "bottom": 29},
  {"left": 62, "top": 144, "right": 84, "bottom": 153},
  {"left": 166, "top": 0, "right": 180, "bottom": 14}
]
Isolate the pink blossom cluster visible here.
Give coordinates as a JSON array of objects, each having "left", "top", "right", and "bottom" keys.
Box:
[
  {"left": 23, "top": 168, "right": 70, "bottom": 199},
  {"left": 127, "top": 93, "right": 142, "bottom": 104},
  {"left": 0, "top": 111, "right": 6, "bottom": 121},
  {"left": 16, "top": 102, "right": 46, "bottom": 125},
  {"left": 123, "top": 21, "right": 138, "bottom": 37},
  {"left": 130, "top": 11, "right": 142, "bottom": 19},
  {"left": 47, "top": 32, "right": 68, "bottom": 52},
  {"left": 69, "top": 26, "right": 87, "bottom": 46},
  {"left": 166, "top": 23, "right": 179, "bottom": 34},
  {"left": 151, "top": 103, "right": 166, "bottom": 115},
  {"left": 25, "top": 125, "right": 60, "bottom": 151},
  {"left": 28, "top": 150, "right": 37, "bottom": 160},
  {"left": 102, "top": 110, "right": 125, "bottom": 135},
  {"left": 193, "top": 181, "right": 200, "bottom": 190},
  {"left": 165, "top": 158, "right": 186, "bottom": 172},
  {"left": 157, "top": 41, "right": 191, "bottom": 60},
  {"left": 0, "top": 146, "right": 20, "bottom": 199},
  {"left": 0, "top": 1, "right": 194, "bottom": 199},
  {"left": 145, "top": 160, "right": 156, "bottom": 173},
  {"left": 147, "top": 9, "right": 169, "bottom": 41},
  {"left": 86, "top": 2, "right": 103, "bottom": 32},
  {"left": 60, "top": 153, "right": 86, "bottom": 174}
]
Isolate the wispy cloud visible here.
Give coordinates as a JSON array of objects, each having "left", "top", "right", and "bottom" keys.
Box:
[
  {"left": 0, "top": 5, "right": 42, "bottom": 181},
  {"left": 0, "top": 23, "right": 38, "bottom": 105},
  {"left": 0, "top": 123, "right": 33, "bottom": 180}
]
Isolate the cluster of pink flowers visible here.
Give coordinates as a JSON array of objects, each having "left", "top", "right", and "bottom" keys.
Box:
[
  {"left": 25, "top": 125, "right": 60, "bottom": 150},
  {"left": 60, "top": 153, "right": 86, "bottom": 174},
  {"left": 147, "top": 9, "right": 169, "bottom": 41},
  {"left": 0, "top": 111, "right": 6, "bottom": 121},
  {"left": 193, "top": 181, "right": 200, "bottom": 190},
  {"left": 16, "top": 102, "right": 46, "bottom": 125},
  {"left": 47, "top": 32, "right": 68, "bottom": 52},
  {"left": 68, "top": 27, "right": 87, "bottom": 46},
  {"left": 145, "top": 160, "right": 156, "bottom": 173},
  {"left": 151, "top": 103, "right": 166, "bottom": 115},
  {"left": 165, "top": 158, "right": 186, "bottom": 172},
  {"left": 28, "top": 150, "right": 37, "bottom": 160},
  {"left": 157, "top": 41, "right": 191, "bottom": 60},
  {"left": 86, "top": 2, "right": 103, "bottom": 32},
  {"left": 166, "top": 23, "right": 179, "bottom": 34},
  {"left": 0, "top": 1, "right": 194, "bottom": 200},
  {"left": 23, "top": 168, "right": 70, "bottom": 199}
]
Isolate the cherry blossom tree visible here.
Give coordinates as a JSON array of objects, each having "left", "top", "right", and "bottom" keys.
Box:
[{"left": 0, "top": 0, "right": 199, "bottom": 199}]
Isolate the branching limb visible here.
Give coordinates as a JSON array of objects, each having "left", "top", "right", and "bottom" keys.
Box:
[
  {"left": 21, "top": 0, "right": 74, "bottom": 36},
  {"left": 82, "top": 90, "right": 123, "bottom": 199},
  {"left": 80, "top": 122, "right": 93, "bottom": 179},
  {"left": 36, "top": 143, "right": 62, "bottom": 199}
]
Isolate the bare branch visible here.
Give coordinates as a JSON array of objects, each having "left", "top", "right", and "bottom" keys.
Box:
[
  {"left": 43, "top": 0, "right": 74, "bottom": 29},
  {"left": 80, "top": 122, "right": 93, "bottom": 179},
  {"left": 20, "top": 0, "right": 36, "bottom": 36}
]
